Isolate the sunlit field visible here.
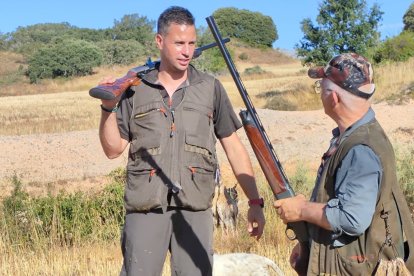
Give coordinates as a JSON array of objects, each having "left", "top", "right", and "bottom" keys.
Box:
[
  {"left": 1, "top": 54, "right": 413, "bottom": 136},
  {"left": 0, "top": 47, "right": 413, "bottom": 275}
]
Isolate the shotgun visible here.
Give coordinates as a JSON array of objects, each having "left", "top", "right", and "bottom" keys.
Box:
[
  {"left": 206, "top": 16, "right": 309, "bottom": 275},
  {"left": 89, "top": 38, "right": 230, "bottom": 100}
]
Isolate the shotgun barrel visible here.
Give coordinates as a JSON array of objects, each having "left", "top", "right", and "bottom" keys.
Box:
[{"left": 206, "top": 16, "right": 309, "bottom": 275}]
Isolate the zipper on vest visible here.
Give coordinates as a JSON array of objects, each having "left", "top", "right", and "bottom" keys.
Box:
[
  {"left": 170, "top": 109, "right": 176, "bottom": 137},
  {"left": 188, "top": 166, "right": 214, "bottom": 180},
  {"left": 188, "top": 166, "right": 196, "bottom": 180},
  {"left": 208, "top": 113, "right": 213, "bottom": 126},
  {"left": 130, "top": 168, "right": 159, "bottom": 182},
  {"left": 134, "top": 108, "right": 167, "bottom": 119},
  {"left": 149, "top": 169, "right": 157, "bottom": 182},
  {"left": 166, "top": 96, "right": 179, "bottom": 193}
]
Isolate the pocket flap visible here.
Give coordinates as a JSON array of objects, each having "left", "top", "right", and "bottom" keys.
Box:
[
  {"left": 130, "top": 136, "right": 161, "bottom": 157},
  {"left": 185, "top": 133, "right": 209, "bottom": 151}
]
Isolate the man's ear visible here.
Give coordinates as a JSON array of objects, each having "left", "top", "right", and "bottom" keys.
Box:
[
  {"left": 155, "top": 34, "right": 163, "bottom": 50},
  {"left": 331, "top": 90, "right": 340, "bottom": 108}
]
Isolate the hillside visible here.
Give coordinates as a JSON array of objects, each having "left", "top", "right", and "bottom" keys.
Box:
[{"left": 0, "top": 45, "right": 296, "bottom": 97}]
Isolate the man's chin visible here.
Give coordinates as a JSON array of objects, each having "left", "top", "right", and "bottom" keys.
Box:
[{"left": 175, "top": 64, "right": 189, "bottom": 72}]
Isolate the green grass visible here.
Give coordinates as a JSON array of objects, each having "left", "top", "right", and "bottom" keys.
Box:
[{"left": 1, "top": 171, "right": 125, "bottom": 249}]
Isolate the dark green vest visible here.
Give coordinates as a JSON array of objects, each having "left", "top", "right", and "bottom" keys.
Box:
[
  {"left": 124, "top": 69, "right": 218, "bottom": 212},
  {"left": 308, "top": 119, "right": 414, "bottom": 275}
]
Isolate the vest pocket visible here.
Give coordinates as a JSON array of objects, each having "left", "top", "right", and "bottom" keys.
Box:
[
  {"left": 182, "top": 105, "right": 214, "bottom": 151},
  {"left": 333, "top": 238, "right": 374, "bottom": 275},
  {"left": 124, "top": 164, "right": 166, "bottom": 211},
  {"left": 130, "top": 136, "right": 162, "bottom": 160},
  {"left": 179, "top": 164, "right": 216, "bottom": 210},
  {"left": 131, "top": 104, "right": 167, "bottom": 140}
]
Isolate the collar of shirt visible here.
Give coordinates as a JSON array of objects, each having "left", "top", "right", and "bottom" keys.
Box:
[
  {"left": 141, "top": 63, "right": 203, "bottom": 88},
  {"left": 140, "top": 64, "right": 196, "bottom": 108}
]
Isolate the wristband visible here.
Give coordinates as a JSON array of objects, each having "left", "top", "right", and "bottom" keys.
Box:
[
  {"left": 248, "top": 198, "right": 264, "bottom": 208},
  {"left": 100, "top": 104, "right": 118, "bottom": 113}
]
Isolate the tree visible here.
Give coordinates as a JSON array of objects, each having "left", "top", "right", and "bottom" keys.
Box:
[
  {"left": 403, "top": 2, "right": 414, "bottom": 32},
  {"left": 97, "top": 40, "right": 147, "bottom": 65},
  {"left": 191, "top": 26, "right": 227, "bottom": 74},
  {"left": 7, "top": 23, "right": 108, "bottom": 56},
  {"left": 111, "top": 14, "right": 155, "bottom": 46},
  {"left": 8, "top": 23, "right": 73, "bottom": 54},
  {"left": 0, "top": 32, "right": 9, "bottom": 50},
  {"left": 296, "top": 0, "right": 383, "bottom": 66},
  {"left": 212, "top": 8, "right": 278, "bottom": 48}
]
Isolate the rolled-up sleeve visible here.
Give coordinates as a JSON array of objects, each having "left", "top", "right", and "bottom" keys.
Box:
[{"left": 325, "top": 145, "right": 382, "bottom": 242}]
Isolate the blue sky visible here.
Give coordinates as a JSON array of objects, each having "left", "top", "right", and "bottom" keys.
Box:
[{"left": 1, "top": 0, "right": 412, "bottom": 50}]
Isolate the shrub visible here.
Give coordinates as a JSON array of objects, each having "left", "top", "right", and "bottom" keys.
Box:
[
  {"left": 26, "top": 39, "right": 103, "bottom": 83},
  {"left": 244, "top": 65, "right": 266, "bottom": 75},
  {"left": 0, "top": 169, "right": 125, "bottom": 248},
  {"left": 373, "top": 32, "right": 414, "bottom": 63},
  {"left": 191, "top": 47, "right": 228, "bottom": 74},
  {"left": 396, "top": 148, "right": 414, "bottom": 206},
  {"left": 239, "top": 52, "right": 248, "bottom": 60},
  {"left": 289, "top": 162, "right": 313, "bottom": 197}
]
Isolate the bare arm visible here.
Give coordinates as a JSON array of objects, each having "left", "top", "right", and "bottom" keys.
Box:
[
  {"left": 99, "top": 98, "right": 128, "bottom": 159},
  {"left": 219, "top": 132, "right": 259, "bottom": 199},
  {"left": 220, "top": 132, "right": 265, "bottom": 239}
]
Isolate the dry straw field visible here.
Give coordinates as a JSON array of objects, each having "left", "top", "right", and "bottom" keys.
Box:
[{"left": 1, "top": 47, "right": 413, "bottom": 275}]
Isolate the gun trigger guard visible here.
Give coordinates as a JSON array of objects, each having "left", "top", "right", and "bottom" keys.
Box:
[{"left": 285, "top": 225, "right": 297, "bottom": 241}]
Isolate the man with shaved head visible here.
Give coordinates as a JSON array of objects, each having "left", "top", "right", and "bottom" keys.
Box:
[{"left": 274, "top": 53, "right": 414, "bottom": 275}]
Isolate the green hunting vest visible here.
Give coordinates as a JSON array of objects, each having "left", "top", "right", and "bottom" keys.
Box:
[
  {"left": 307, "top": 119, "right": 414, "bottom": 275},
  {"left": 124, "top": 66, "right": 218, "bottom": 212}
]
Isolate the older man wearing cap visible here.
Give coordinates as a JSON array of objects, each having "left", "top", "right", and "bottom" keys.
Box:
[{"left": 274, "top": 53, "right": 414, "bottom": 275}]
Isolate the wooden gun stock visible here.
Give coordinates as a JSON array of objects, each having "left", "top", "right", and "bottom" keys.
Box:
[
  {"left": 207, "top": 16, "right": 309, "bottom": 275},
  {"left": 89, "top": 70, "right": 143, "bottom": 100},
  {"left": 89, "top": 38, "right": 230, "bottom": 100}
]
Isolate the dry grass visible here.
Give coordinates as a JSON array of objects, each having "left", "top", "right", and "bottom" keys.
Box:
[
  {"left": 1, "top": 50, "right": 413, "bottom": 135},
  {"left": 0, "top": 52, "right": 26, "bottom": 75},
  {"left": 231, "top": 42, "right": 296, "bottom": 65},
  {"left": 0, "top": 241, "right": 122, "bottom": 275},
  {"left": 1, "top": 228, "right": 295, "bottom": 276},
  {"left": 0, "top": 59, "right": 316, "bottom": 135},
  {"left": 374, "top": 58, "right": 414, "bottom": 102},
  {"left": 0, "top": 92, "right": 100, "bottom": 135}
]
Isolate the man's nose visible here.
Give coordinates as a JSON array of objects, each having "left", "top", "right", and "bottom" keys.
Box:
[{"left": 182, "top": 44, "right": 190, "bottom": 56}]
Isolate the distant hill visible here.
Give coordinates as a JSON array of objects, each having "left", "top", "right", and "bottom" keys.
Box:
[{"left": 0, "top": 45, "right": 297, "bottom": 97}]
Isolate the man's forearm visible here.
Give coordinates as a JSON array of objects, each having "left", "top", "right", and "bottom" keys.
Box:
[
  {"left": 302, "top": 202, "right": 332, "bottom": 230},
  {"left": 220, "top": 133, "right": 260, "bottom": 200},
  {"left": 99, "top": 111, "right": 126, "bottom": 159}
]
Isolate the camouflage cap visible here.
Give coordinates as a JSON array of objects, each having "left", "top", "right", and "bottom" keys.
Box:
[{"left": 308, "top": 53, "right": 375, "bottom": 99}]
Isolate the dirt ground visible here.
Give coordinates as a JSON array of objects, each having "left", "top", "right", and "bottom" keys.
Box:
[{"left": 0, "top": 100, "right": 413, "bottom": 198}]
